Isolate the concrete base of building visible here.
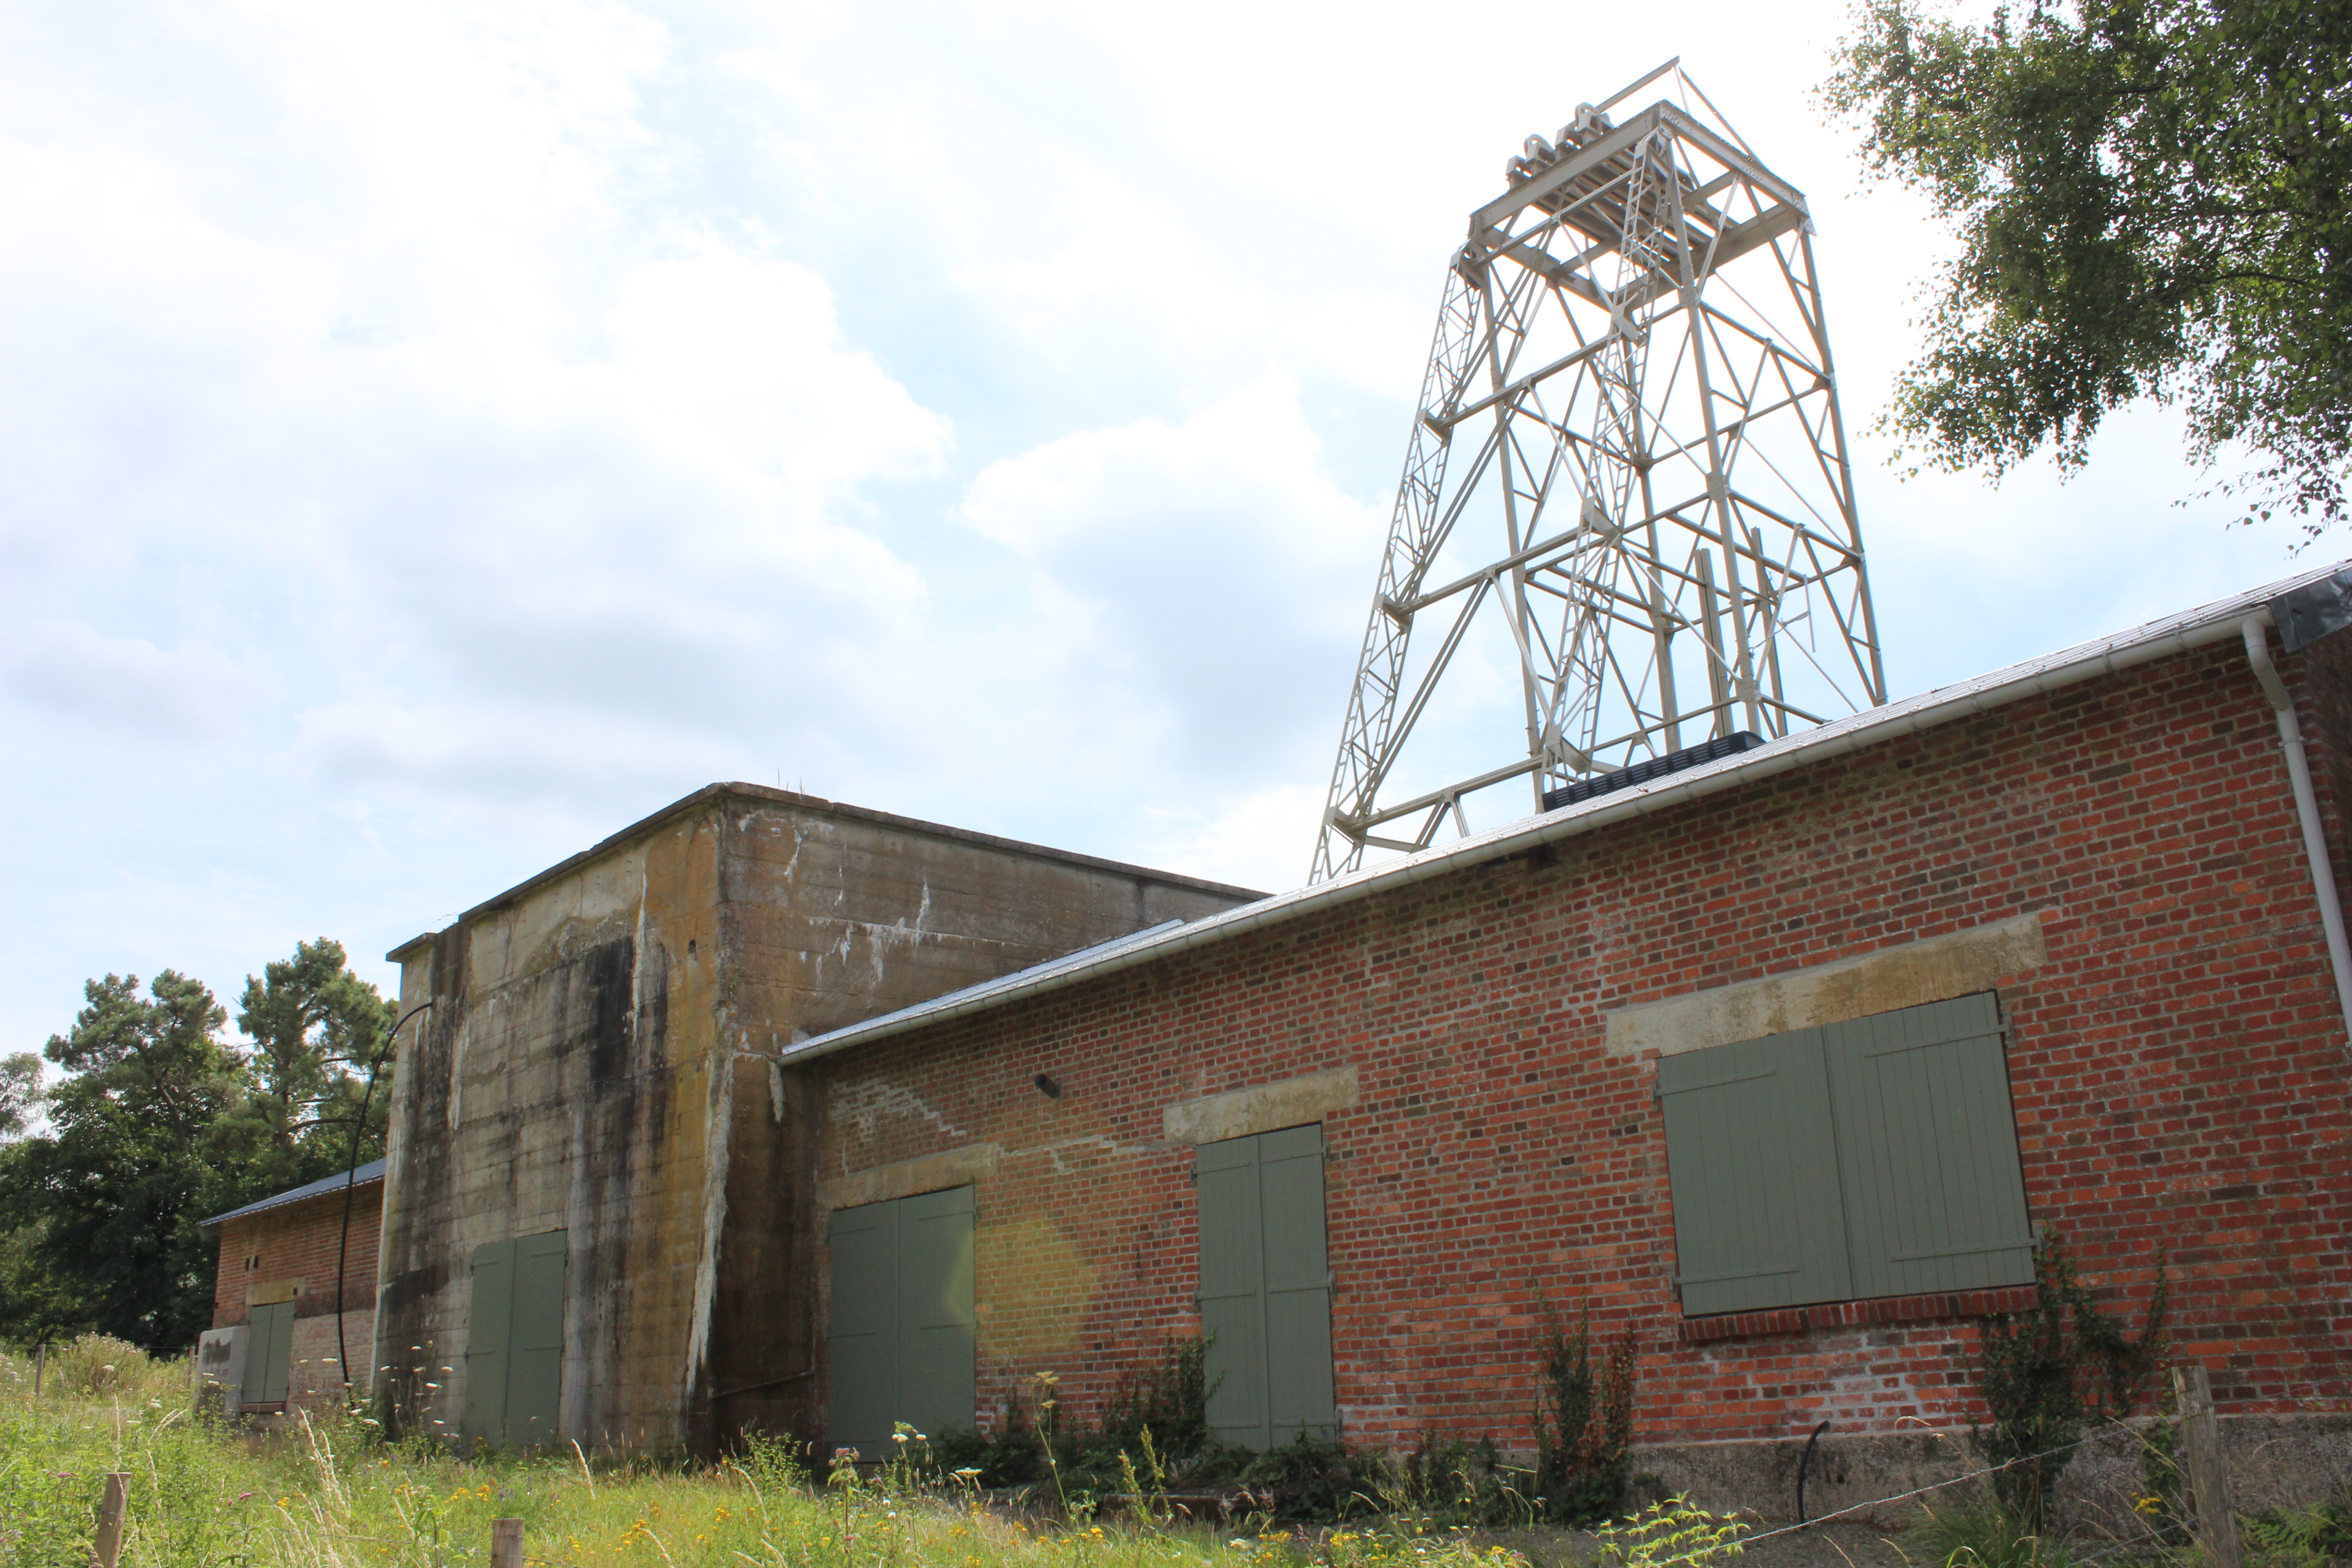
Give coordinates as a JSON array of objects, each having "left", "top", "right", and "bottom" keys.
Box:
[{"left": 1637, "top": 1414, "right": 2352, "bottom": 1529}]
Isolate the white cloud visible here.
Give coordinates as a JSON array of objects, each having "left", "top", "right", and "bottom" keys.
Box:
[
  {"left": 1, "top": 624, "right": 263, "bottom": 742},
  {"left": 959, "top": 373, "right": 1385, "bottom": 781},
  {"left": 1135, "top": 782, "right": 1329, "bottom": 896}
]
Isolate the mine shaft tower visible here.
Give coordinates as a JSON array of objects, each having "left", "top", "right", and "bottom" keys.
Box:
[{"left": 1311, "top": 61, "right": 1886, "bottom": 882}]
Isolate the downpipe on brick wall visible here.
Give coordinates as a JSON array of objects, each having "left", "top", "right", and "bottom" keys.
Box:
[{"left": 2240, "top": 616, "right": 2352, "bottom": 1039}]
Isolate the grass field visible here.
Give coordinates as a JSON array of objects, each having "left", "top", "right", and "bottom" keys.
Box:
[{"left": 0, "top": 1338, "right": 1563, "bottom": 1568}]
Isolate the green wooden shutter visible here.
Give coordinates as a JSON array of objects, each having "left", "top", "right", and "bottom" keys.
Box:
[
  {"left": 241, "top": 1301, "right": 292, "bottom": 1407},
  {"left": 898, "top": 1185, "right": 977, "bottom": 1441},
  {"left": 506, "top": 1231, "right": 568, "bottom": 1448},
  {"left": 1198, "top": 1124, "right": 1336, "bottom": 1450},
  {"left": 259, "top": 1301, "right": 294, "bottom": 1403},
  {"left": 827, "top": 1198, "right": 899, "bottom": 1454},
  {"left": 463, "top": 1239, "right": 514, "bottom": 1447},
  {"left": 237, "top": 1311, "right": 266, "bottom": 1407},
  {"left": 238, "top": 1305, "right": 267, "bottom": 1406},
  {"left": 1824, "top": 993, "right": 2035, "bottom": 1298},
  {"left": 1658, "top": 1029, "right": 1852, "bottom": 1314},
  {"left": 1198, "top": 1134, "right": 1269, "bottom": 1448},
  {"left": 1258, "top": 1125, "right": 1338, "bottom": 1445}
]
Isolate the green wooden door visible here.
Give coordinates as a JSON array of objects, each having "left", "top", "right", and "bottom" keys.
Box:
[
  {"left": 899, "top": 1186, "right": 977, "bottom": 1443},
  {"left": 827, "top": 1199, "right": 898, "bottom": 1454},
  {"left": 1823, "top": 993, "right": 2035, "bottom": 1298},
  {"left": 507, "top": 1231, "right": 569, "bottom": 1447},
  {"left": 826, "top": 1185, "right": 976, "bottom": 1453},
  {"left": 1657, "top": 1029, "right": 1852, "bottom": 1315},
  {"left": 463, "top": 1230, "right": 567, "bottom": 1449},
  {"left": 462, "top": 1240, "right": 512, "bottom": 1446},
  {"left": 240, "top": 1300, "right": 294, "bottom": 1407},
  {"left": 1198, "top": 1123, "right": 1336, "bottom": 1450}
]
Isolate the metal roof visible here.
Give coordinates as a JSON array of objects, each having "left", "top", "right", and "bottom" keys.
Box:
[
  {"left": 781, "top": 559, "right": 2350, "bottom": 1067},
  {"left": 199, "top": 1159, "right": 385, "bottom": 1230}
]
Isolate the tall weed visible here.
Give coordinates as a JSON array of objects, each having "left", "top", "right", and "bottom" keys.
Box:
[
  {"left": 1972, "top": 1234, "right": 2166, "bottom": 1535},
  {"left": 1905, "top": 1498, "right": 2071, "bottom": 1568},
  {"left": 1530, "top": 1300, "right": 1635, "bottom": 1525}
]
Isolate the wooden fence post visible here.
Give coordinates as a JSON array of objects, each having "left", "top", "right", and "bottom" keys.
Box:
[
  {"left": 34, "top": 1340, "right": 45, "bottom": 1396},
  {"left": 2173, "top": 1364, "right": 2244, "bottom": 1568},
  {"left": 90, "top": 1472, "right": 130, "bottom": 1568},
  {"left": 490, "top": 1517, "right": 524, "bottom": 1568}
]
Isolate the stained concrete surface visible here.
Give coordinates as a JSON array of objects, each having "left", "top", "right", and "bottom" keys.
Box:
[{"left": 374, "top": 783, "right": 1260, "bottom": 1458}]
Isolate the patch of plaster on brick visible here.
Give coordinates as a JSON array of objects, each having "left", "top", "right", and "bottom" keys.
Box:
[{"left": 830, "top": 1079, "right": 973, "bottom": 1169}]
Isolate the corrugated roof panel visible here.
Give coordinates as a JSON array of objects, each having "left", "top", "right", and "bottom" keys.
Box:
[{"left": 199, "top": 1159, "right": 385, "bottom": 1230}]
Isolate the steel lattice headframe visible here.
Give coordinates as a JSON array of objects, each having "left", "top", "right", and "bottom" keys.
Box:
[{"left": 1309, "top": 60, "right": 1888, "bottom": 883}]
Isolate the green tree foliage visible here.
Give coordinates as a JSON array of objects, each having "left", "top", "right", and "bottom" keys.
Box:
[
  {"left": 0, "top": 1053, "right": 41, "bottom": 1139},
  {"left": 222, "top": 937, "right": 396, "bottom": 1193},
  {"left": 0, "top": 972, "right": 246, "bottom": 1350},
  {"left": 1825, "top": 0, "right": 2352, "bottom": 534},
  {"left": 0, "top": 943, "right": 397, "bottom": 1353}
]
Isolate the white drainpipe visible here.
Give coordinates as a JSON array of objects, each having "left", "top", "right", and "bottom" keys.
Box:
[{"left": 2240, "top": 615, "right": 2352, "bottom": 1037}]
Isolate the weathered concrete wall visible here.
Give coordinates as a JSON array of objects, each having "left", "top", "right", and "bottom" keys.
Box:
[
  {"left": 375, "top": 784, "right": 1259, "bottom": 1455},
  {"left": 806, "top": 633, "right": 2352, "bottom": 1473},
  {"left": 378, "top": 808, "right": 716, "bottom": 1451}
]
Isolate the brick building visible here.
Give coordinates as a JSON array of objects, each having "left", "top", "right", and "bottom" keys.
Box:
[
  {"left": 364, "top": 562, "right": 2352, "bottom": 1516},
  {"left": 767, "top": 565, "right": 2352, "bottom": 1514},
  {"left": 196, "top": 1161, "right": 382, "bottom": 1415}
]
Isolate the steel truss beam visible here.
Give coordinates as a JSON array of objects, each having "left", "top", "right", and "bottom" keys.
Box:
[{"left": 1311, "top": 63, "right": 1886, "bottom": 882}]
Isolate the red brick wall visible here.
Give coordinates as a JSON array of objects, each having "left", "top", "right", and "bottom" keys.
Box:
[
  {"left": 811, "top": 635, "right": 2352, "bottom": 1452},
  {"left": 211, "top": 1183, "right": 383, "bottom": 1332}
]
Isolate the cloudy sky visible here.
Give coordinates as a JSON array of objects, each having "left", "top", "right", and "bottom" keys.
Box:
[{"left": 0, "top": 0, "right": 2319, "bottom": 1053}]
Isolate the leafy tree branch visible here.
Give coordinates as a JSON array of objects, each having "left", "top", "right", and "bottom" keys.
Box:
[{"left": 1824, "top": 0, "right": 2352, "bottom": 536}]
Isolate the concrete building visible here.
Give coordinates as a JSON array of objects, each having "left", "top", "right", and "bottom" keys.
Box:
[
  {"left": 196, "top": 1161, "right": 383, "bottom": 1416},
  {"left": 372, "top": 785, "right": 1260, "bottom": 1454}
]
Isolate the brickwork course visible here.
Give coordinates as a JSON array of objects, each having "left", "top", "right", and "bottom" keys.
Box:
[{"left": 788, "top": 573, "right": 2352, "bottom": 1479}]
